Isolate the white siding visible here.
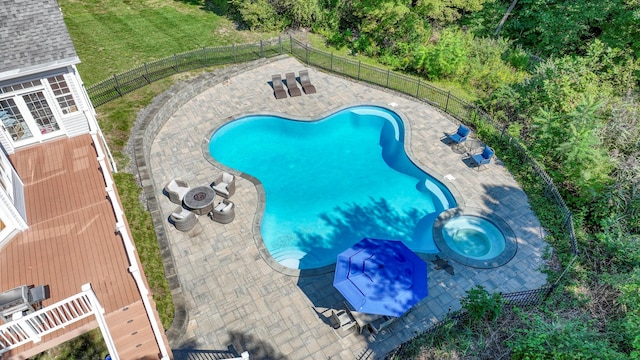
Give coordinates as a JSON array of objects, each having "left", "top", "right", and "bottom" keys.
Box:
[
  {"left": 0, "top": 131, "right": 15, "bottom": 154},
  {"left": 60, "top": 111, "right": 90, "bottom": 137}
]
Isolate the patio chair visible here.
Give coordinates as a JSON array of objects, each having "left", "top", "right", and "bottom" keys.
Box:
[
  {"left": 271, "top": 74, "right": 287, "bottom": 99},
  {"left": 298, "top": 70, "right": 316, "bottom": 94},
  {"left": 443, "top": 124, "right": 470, "bottom": 149},
  {"left": 211, "top": 172, "right": 236, "bottom": 199},
  {"left": 469, "top": 145, "right": 495, "bottom": 170},
  {"left": 210, "top": 199, "right": 235, "bottom": 224},
  {"left": 330, "top": 309, "right": 357, "bottom": 332},
  {"left": 169, "top": 206, "right": 199, "bottom": 232},
  {"left": 285, "top": 72, "right": 302, "bottom": 97},
  {"left": 164, "top": 179, "right": 190, "bottom": 204}
]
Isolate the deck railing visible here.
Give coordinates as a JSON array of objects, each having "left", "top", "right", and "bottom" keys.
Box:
[{"left": 0, "top": 284, "right": 117, "bottom": 356}]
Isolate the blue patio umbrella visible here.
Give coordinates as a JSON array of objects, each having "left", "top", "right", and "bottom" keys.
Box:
[{"left": 333, "top": 238, "right": 428, "bottom": 317}]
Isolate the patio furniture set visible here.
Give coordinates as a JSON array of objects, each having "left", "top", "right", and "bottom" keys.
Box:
[
  {"left": 164, "top": 172, "right": 237, "bottom": 232},
  {"left": 272, "top": 70, "right": 316, "bottom": 99},
  {"left": 443, "top": 124, "right": 495, "bottom": 170}
]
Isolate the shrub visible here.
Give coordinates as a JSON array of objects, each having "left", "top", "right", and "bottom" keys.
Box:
[{"left": 461, "top": 285, "right": 504, "bottom": 323}]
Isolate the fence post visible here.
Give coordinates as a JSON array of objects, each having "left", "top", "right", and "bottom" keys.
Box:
[
  {"left": 563, "top": 211, "right": 573, "bottom": 229},
  {"left": 357, "top": 61, "right": 361, "bottom": 80},
  {"left": 260, "top": 40, "right": 264, "bottom": 58},
  {"left": 330, "top": 53, "right": 333, "bottom": 71},
  {"left": 233, "top": 44, "right": 236, "bottom": 63},
  {"left": 203, "top": 47, "right": 207, "bottom": 66},
  {"left": 290, "top": 34, "right": 293, "bottom": 54},
  {"left": 444, "top": 91, "right": 451, "bottom": 112},
  {"left": 174, "top": 54, "right": 179, "bottom": 72},
  {"left": 416, "top": 79, "right": 421, "bottom": 98},
  {"left": 305, "top": 43, "right": 310, "bottom": 64},
  {"left": 386, "top": 69, "right": 390, "bottom": 88},
  {"left": 279, "top": 36, "right": 282, "bottom": 54},
  {"left": 113, "top": 74, "right": 122, "bottom": 96},
  {"left": 143, "top": 63, "right": 151, "bottom": 84}
]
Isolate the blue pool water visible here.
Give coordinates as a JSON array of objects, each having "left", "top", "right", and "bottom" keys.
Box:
[
  {"left": 441, "top": 216, "right": 506, "bottom": 260},
  {"left": 209, "top": 105, "right": 456, "bottom": 269}
]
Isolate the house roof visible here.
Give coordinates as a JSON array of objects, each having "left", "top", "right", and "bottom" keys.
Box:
[{"left": 0, "top": 0, "right": 79, "bottom": 78}]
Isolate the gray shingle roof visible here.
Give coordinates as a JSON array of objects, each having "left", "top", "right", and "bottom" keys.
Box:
[{"left": 0, "top": 0, "right": 78, "bottom": 75}]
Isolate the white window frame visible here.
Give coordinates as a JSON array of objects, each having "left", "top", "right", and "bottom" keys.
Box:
[{"left": 0, "top": 78, "right": 67, "bottom": 146}]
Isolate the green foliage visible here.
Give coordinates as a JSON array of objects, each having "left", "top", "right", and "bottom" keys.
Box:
[
  {"left": 463, "top": 36, "right": 528, "bottom": 92},
  {"left": 531, "top": 95, "right": 613, "bottom": 201},
  {"left": 229, "top": 0, "right": 284, "bottom": 31},
  {"left": 617, "top": 270, "right": 640, "bottom": 358},
  {"left": 461, "top": 285, "right": 503, "bottom": 323},
  {"left": 413, "top": 28, "right": 469, "bottom": 79},
  {"left": 507, "top": 311, "right": 627, "bottom": 359},
  {"left": 33, "top": 329, "right": 108, "bottom": 360},
  {"left": 490, "top": 0, "right": 629, "bottom": 57},
  {"left": 416, "top": 0, "right": 495, "bottom": 25}
]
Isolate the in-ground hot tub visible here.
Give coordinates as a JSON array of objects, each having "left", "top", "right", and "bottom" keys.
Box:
[{"left": 433, "top": 207, "right": 517, "bottom": 268}]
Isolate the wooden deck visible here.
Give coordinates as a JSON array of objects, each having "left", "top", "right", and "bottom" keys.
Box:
[{"left": 0, "top": 134, "right": 164, "bottom": 359}]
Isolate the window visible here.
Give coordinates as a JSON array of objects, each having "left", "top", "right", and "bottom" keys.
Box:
[
  {"left": 0, "top": 80, "right": 41, "bottom": 94},
  {"left": 0, "top": 98, "right": 34, "bottom": 141},
  {"left": 47, "top": 75, "right": 77, "bottom": 114}
]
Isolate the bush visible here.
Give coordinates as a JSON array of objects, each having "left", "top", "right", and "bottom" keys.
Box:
[
  {"left": 413, "top": 28, "right": 469, "bottom": 80},
  {"left": 461, "top": 285, "right": 504, "bottom": 323}
]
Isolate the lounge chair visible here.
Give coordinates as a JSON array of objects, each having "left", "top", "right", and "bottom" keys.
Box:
[
  {"left": 169, "top": 206, "right": 199, "bottom": 232},
  {"left": 443, "top": 124, "right": 470, "bottom": 149},
  {"left": 271, "top": 74, "right": 287, "bottom": 99},
  {"left": 164, "top": 179, "right": 190, "bottom": 204},
  {"left": 469, "top": 145, "right": 495, "bottom": 170},
  {"left": 210, "top": 199, "right": 235, "bottom": 224},
  {"left": 285, "top": 72, "right": 302, "bottom": 97},
  {"left": 211, "top": 172, "right": 236, "bottom": 199},
  {"left": 298, "top": 70, "right": 316, "bottom": 94}
]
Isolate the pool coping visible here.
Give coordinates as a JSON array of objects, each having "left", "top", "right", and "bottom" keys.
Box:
[
  {"left": 201, "top": 103, "right": 465, "bottom": 277},
  {"left": 432, "top": 207, "right": 518, "bottom": 268}
]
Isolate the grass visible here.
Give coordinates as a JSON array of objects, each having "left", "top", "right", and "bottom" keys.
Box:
[{"left": 59, "top": 0, "right": 274, "bottom": 84}]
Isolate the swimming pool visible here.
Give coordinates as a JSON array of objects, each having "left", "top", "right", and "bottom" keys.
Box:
[{"left": 209, "top": 105, "right": 456, "bottom": 269}]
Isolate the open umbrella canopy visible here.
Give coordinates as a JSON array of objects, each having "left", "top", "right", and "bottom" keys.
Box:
[{"left": 333, "top": 238, "right": 428, "bottom": 317}]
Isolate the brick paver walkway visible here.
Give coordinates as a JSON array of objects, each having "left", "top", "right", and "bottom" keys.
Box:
[{"left": 144, "top": 56, "right": 548, "bottom": 359}]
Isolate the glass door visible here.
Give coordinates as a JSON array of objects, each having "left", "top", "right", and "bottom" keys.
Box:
[
  {"left": 0, "top": 91, "right": 62, "bottom": 145},
  {"left": 22, "top": 91, "right": 60, "bottom": 136},
  {"left": 0, "top": 98, "right": 34, "bottom": 142}
]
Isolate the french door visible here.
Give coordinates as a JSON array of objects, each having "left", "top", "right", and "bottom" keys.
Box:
[{"left": 0, "top": 91, "right": 62, "bottom": 145}]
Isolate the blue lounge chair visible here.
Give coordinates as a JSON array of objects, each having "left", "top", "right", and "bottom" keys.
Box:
[
  {"left": 445, "top": 124, "right": 470, "bottom": 148},
  {"left": 470, "top": 145, "right": 494, "bottom": 170}
]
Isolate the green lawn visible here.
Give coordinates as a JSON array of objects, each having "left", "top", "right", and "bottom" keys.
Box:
[{"left": 59, "top": 0, "right": 273, "bottom": 84}]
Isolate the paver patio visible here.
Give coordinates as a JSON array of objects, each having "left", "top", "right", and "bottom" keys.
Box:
[{"left": 140, "top": 56, "right": 549, "bottom": 359}]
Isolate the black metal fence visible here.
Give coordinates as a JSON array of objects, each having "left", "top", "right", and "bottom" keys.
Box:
[
  {"left": 288, "top": 35, "right": 578, "bottom": 256},
  {"left": 86, "top": 37, "right": 290, "bottom": 107},
  {"left": 88, "top": 35, "right": 579, "bottom": 353}
]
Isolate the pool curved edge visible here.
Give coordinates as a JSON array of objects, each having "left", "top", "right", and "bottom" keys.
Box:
[
  {"left": 202, "top": 103, "right": 465, "bottom": 276},
  {"left": 433, "top": 207, "right": 517, "bottom": 268}
]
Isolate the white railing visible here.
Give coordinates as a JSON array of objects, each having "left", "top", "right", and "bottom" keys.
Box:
[
  {"left": 0, "top": 284, "right": 115, "bottom": 356},
  {"left": 90, "top": 132, "right": 171, "bottom": 360}
]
